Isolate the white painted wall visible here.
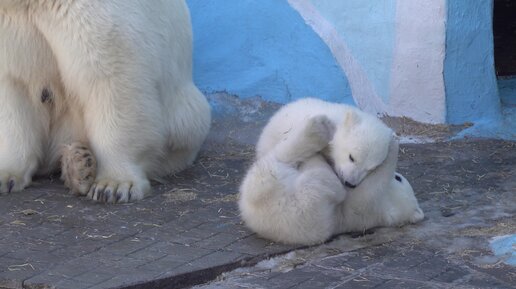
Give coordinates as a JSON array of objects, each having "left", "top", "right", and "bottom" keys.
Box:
[
  {"left": 290, "top": 0, "right": 448, "bottom": 123},
  {"left": 388, "top": 0, "right": 446, "bottom": 123}
]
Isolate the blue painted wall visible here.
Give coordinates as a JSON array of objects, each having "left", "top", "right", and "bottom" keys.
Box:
[
  {"left": 185, "top": 0, "right": 514, "bottom": 140},
  {"left": 186, "top": 0, "right": 353, "bottom": 105},
  {"left": 444, "top": 0, "right": 501, "bottom": 124},
  {"left": 310, "top": 0, "right": 396, "bottom": 103}
]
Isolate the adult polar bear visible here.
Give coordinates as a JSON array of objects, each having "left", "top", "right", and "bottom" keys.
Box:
[{"left": 0, "top": 1, "right": 211, "bottom": 202}]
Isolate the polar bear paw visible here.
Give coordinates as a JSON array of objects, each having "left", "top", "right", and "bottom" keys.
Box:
[
  {"left": 0, "top": 173, "right": 30, "bottom": 194},
  {"left": 86, "top": 176, "right": 150, "bottom": 203},
  {"left": 304, "top": 115, "right": 336, "bottom": 147},
  {"left": 61, "top": 142, "right": 97, "bottom": 196}
]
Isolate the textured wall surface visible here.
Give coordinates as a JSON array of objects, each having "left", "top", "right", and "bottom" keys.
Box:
[
  {"left": 445, "top": 0, "right": 500, "bottom": 124},
  {"left": 187, "top": 0, "right": 353, "bottom": 105},
  {"left": 186, "top": 0, "right": 510, "bottom": 132}
]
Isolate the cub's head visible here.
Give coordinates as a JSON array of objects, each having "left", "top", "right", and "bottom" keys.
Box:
[
  {"left": 328, "top": 110, "right": 393, "bottom": 188},
  {"left": 393, "top": 173, "right": 414, "bottom": 196}
]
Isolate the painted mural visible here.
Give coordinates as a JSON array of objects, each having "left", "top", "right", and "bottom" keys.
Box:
[{"left": 186, "top": 0, "right": 514, "bottom": 139}]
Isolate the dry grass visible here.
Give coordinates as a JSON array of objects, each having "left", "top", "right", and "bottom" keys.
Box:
[
  {"left": 456, "top": 218, "right": 516, "bottom": 237},
  {"left": 382, "top": 116, "right": 472, "bottom": 141}
]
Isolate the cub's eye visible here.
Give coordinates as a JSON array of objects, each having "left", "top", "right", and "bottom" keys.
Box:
[{"left": 349, "top": 154, "right": 355, "bottom": 162}]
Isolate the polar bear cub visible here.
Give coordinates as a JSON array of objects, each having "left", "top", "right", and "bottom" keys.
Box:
[
  {"left": 239, "top": 98, "right": 424, "bottom": 245},
  {"left": 0, "top": 1, "right": 210, "bottom": 202},
  {"left": 335, "top": 137, "right": 425, "bottom": 233},
  {"left": 256, "top": 98, "right": 393, "bottom": 189},
  {"left": 240, "top": 115, "right": 346, "bottom": 245}
]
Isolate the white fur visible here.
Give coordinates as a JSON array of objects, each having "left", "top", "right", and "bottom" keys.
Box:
[
  {"left": 240, "top": 115, "right": 346, "bottom": 245},
  {"left": 0, "top": 1, "right": 211, "bottom": 201},
  {"left": 257, "top": 98, "right": 393, "bottom": 188},
  {"left": 240, "top": 98, "right": 424, "bottom": 245},
  {"left": 334, "top": 139, "right": 425, "bottom": 233}
]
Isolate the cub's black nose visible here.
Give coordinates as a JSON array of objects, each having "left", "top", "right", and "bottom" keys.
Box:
[{"left": 345, "top": 181, "right": 356, "bottom": 189}]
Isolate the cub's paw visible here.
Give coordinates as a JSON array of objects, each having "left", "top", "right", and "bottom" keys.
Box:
[
  {"left": 305, "top": 115, "right": 336, "bottom": 146},
  {"left": 87, "top": 177, "right": 150, "bottom": 204},
  {"left": 61, "top": 143, "right": 96, "bottom": 196},
  {"left": 409, "top": 207, "right": 425, "bottom": 224},
  {"left": 0, "top": 173, "right": 30, "bottom": 194}
]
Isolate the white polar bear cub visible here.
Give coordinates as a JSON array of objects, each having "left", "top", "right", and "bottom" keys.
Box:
[
  {"left": 239, "top": 98, "right": 424, "bottom": 245},
  {"left": 335, "top": 136, "right": 425, "bottom": 234},
  {"left": 0, "top": 1, "right": 211, "bottom": 202},
  {"left": 256, "top": 98, "right": 393, "bottom": 189}
]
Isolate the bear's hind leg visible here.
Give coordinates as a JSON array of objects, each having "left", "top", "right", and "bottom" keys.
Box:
[
  {"left": 274, "top": 115, "right": 335, "bottom": 165},
  {"left": 159, "top": 83, "right": 211, "bottom": 177},
  {"left": 0, "top": 80, "right": 45, "bottom": 193}
]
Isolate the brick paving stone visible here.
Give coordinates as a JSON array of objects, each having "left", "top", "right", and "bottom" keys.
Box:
[
  {"left": 167, "top": 228, "right": 217, "bottom": 246},
  {"left": 73, "top": 271, "right": 113, "bottom": 285},
  {"left": 317, "top": 251, "right": 380, "bottom": 272},
  {"left": 224, "top": 235, "right": 293, "bottom": 256},
  {"left": 378, "top": 279, "right": 438, "bottom": 289},
  {"left": 0, "top": 104, "right": 514, "bottom": 289},
  {"left": 285, "top": 268, "right": 346, "bottom": 289},
  {"left": 127, "top": 247, "right": 169, "bottom": 262},
  {"left": 185, "top": 250, "right": 249, "bottom": 269},
  {"left": 458, "top": 273, "right": 516, "bottom": 289},
  {"left": 136, "top": 256, "right": 184, "bottom": 275},
  {"left": 242, "top": 271, "right": 313, "bottom": 289},
  {"left": 23, "top": 272, "right": 72, "bottom": 289},
  {"left": 334, "top": 275, "right": 387, "bottom": 289},
  {"left": 430, "top": 264, "right": 471, "bottom": 284},
  {"left": 97, "top": 237, "right": 159, "bottom": 257},
  {"left": 378, "top": 252, "right": 450, "bottom": 281},
  {"left": 196, "top": 221, "right": 252, "bottom": 237},
  {"left": 0, "top": 278, "right": 23, "bottom": 289},
  {"left": 52, "top": 278, "right": 94, "bottom": 289},
  {"left": 145, "top": 242, "right": 213, "bottom": 263},
  {"left": 192, "top": 232, "right": 243, "bottom": 250}
]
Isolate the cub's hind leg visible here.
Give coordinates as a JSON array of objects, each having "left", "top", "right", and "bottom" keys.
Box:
[{"left": 274, "top": 115, "right": 335, "bottom": 165}]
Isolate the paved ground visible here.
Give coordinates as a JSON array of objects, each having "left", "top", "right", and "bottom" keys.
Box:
[{"left": 0, "top": 94, "right": 514, "bottom": 289}]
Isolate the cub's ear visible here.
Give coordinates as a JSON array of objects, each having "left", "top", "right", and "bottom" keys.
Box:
[
  {"left": 389, "top": 132, "right": 400, "bottom": 154},
  {"left": 392, "top": 132, "right": 400, "bottom": 143},
  {"left": 342, "top": 110, "right": 361, "bottom": 127}
]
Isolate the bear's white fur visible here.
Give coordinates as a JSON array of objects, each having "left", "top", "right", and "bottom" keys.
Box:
[
  {"left": 335, "top": 138, "right": 425, "bottom": 233},
  {"left": 239, "top": 115, "right": 346, "bottom": 245},
  {"left": 239, "top": 98, "right": 424, "bottom": 245},
  {"left": 0, "top": 1, "right": 211, "bottom": 202},
  {"left": 257, "top": 98, "right": 393, "bottom": 188}
]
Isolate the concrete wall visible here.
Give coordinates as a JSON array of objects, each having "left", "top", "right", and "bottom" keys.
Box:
[
  {"left": 186, "top": 0, "right": 508, "bottom": 130},
  {"left": 444, "top": 0, "right": 500, "bottom": 124},
  {"left": 187, "top": 0, "right": 353, "bottom": 105},
  {"left": 290, "top": 0, "right": 447, "bottom": 123}
]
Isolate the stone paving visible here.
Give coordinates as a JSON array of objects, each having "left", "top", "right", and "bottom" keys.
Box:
[
  {"left": 192, "top": 138, "right": 515, "bottom": 289},
  {"left": 0, "top": 95, "right": 514, "bottom": 289},
  {"left": 0, "top": 143, "right": 295, "bottom": 289}
]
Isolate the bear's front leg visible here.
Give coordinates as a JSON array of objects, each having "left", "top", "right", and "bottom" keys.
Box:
[
  {"left": 274, "top": 115, "right": 336, "bottom": 165},
  {"left": 0, "top": 80, "right": 45, "bottom": 193},
  {"left": 80, "top": 83, "right": 165, "bottom": 203}
]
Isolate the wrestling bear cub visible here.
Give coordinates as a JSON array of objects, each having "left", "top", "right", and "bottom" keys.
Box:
[{"left": 239, "top": 98, "right": 424, "bottom": 245}]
